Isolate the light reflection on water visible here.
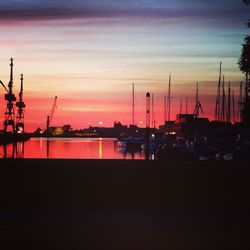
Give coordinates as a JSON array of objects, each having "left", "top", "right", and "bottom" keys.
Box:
[{"left": 0, "top": 138, "right": 147, "bottom": 160}]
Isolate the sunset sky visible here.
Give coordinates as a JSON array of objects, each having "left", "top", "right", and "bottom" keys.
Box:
[{"left": 0, "top": 0, "right": 249, "bottom": 131}]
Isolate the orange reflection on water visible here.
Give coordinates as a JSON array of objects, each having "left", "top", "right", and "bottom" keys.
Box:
[
  {"left": 99, "top": 138, "right": 103, "bottom": 159},
  {"left": 0, "top": 138, "right": 145, "bottom": 159}
]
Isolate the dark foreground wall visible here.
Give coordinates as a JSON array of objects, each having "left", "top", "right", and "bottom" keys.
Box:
[{"left": 1, "top": 159, "right": 249, "bottom": 249}]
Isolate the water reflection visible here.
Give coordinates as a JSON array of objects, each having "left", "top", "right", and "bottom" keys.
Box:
[
  {"left": 99, "top": 138, "right": 103, "bottom": 159},
  {"left": 46, "top": 139, "right": 50, "bottom": 158},
  {"left": 3, "top": 143, "right": 15, "bottom": 158},
  {"left": 16, "top": 141, "right": 25, "bottom": 158},
  {"left": 0, "top": 138, "right": 149, "bottom": 159},
  {"left": 117, "top": 145, "right": 143, "bottom": 160},
  {"left": 0, "top": 141, "right": 25, "bottom": 159}
]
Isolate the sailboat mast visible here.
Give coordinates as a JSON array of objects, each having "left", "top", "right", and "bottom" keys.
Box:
[
  {"left": 215, "top": 61, "right": 222, "bottom": 121},
  {"left": 238, "top": 81, "right": 243, "bottom": 123},
  {"left": 151, "top": 93, "right": 155, "bottom": 128},
  {"left": 221, "top": 76, "right": 225, "bottom": 122},
  {"left": 196, "top": 82, "right": 199, "bottom": 107},
  {"left": 194, "top": 81, "right": 199, "bottom": 115},
  {"left": 180, "top": 98, "right": 183, "bottom": 114},
  {"left": 227, "top": 82, "right": 231, "bottom": 123},
  {"left": 232, "top": 90, "right": 235, "bottom": 124},
  {"left": 167, "top": 74, "right": 171, "bottom": 121},
  {"left": 186, "top": 97, "right": 188, "bottom": 114},
  {"left": 164, "top": 95, "right": 166, "bottom": 123},
  {"left": 132, "top": 82, "right": 135, "bottom": 126}
]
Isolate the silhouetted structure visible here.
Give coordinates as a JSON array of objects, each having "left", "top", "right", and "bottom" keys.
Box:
[
  {"left": 185, "top": 97, "right": 188, "bottom": 114},
  {"left": 232, "top": 90, "right": 236, "bottom": 124},
  {"left": 164, "top": 94, "right": 166, "bottom": 123},
  {"left": 145, "top": 92, "right": 150, "bottom": 160},
  {"left": 179, "top": 98, "right": 183, "bottom": 114},
  {"left": 215, "top": 62, "right": 222, "bottom": 120},
  {"left": 46, "top": 96, "right": 58, "bottom": 133},
  {"left": 146, "top": 92, "right": 150, "bottom": 129},
  {"left": 226, "top": 82, "right": 231, "bottom": 123},
  {"left": 238, "top": 82, "right": 243, "bottom": 123},
  {"left": 238, "top": 1, "right": 250, "bottom": 127},
  {"left": 4, "top": 58, "right": 16, "bottom": 133},
  {"left": 151, "top": 93, "right": 155, "bottom": 128},
  {"left": 132, "top": 82, "right": 135, "bottom": 126},
  {"left": 167, "top": 74, "right": 171, "bottom": 122},
  {"left": 221, "top": 75, "right": 226, "bottom": 122},
  {"left": 16, "top": 74, "right": 26, "bottom": 133},
  {"left": 193, "top": 82, "right": 203, "bottom": 118}
]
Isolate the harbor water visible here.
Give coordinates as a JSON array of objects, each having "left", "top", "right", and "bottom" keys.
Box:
[{"left": 0, "top": 137, "right": 151, "bottom": 159}]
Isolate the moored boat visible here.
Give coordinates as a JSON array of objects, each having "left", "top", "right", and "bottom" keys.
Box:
[{"left": 117, "top": 136, "right": 145, "bottom": 148}]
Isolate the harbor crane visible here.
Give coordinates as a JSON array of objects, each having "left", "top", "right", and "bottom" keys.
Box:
[
  {"left": 46, "top": 96, "right": 58, "bottom": 132},
  {"left": 16, "top": 74, "right": 26, "bottom": 133},
  {"left": 193, "top": 101, "right": 203, "bottom": 118},
  {"left": 193, "top": 82, "right": 203, "bottom": 118},
  {"left": 0, "top": 58, "right": 17, "bottom": 133},
  {"left": 0, "top": 80, "right": 8, "bottom": 92}
]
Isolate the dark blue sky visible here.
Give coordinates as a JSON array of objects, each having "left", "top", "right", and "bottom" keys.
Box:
[{"left": 0, "top": 0, "right": 248, "bottom": 21}]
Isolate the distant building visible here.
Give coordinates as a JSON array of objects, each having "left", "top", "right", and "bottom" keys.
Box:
[
  {"left": 48, "top": 126, "right": 64, "bottom": 136},
  {"left": 176, "top": 114, "right": 209, "bottom": 137},
  {"left": 176, "top": 114, "right": 195, "bottom": 124},
  {"left": 82, "top": 121, "right": 146, "bottom": 138},
  {"left": 159, "top": 121, "right": 177, "bottom": 135},
  {"left": 114, "top": 121, "right": 128, "bottom": 129}
]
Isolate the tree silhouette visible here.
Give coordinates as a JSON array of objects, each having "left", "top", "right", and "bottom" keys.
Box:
[
  {"left": 238, "top": 1, "right": 250, "bottom": 127},
  {"left": 238, "top": 36, "right": 250, "bottom": 79}
]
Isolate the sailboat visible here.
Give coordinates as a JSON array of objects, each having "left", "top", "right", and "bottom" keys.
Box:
[{"left": 117, "top": 83, "right": 145, "bottom": 148}]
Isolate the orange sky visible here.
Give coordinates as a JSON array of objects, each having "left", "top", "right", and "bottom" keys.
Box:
[{"left": 0, "top": 1, "right": 248, "bottom": 131}]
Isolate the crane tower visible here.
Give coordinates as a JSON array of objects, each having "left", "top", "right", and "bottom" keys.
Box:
[
  {"left": 46, "top": 96, "right": 58, "bottom": 132},
  {"left": 16, "top": 74, "right": 26, "bottom": 133},
  {"left": 193, "top": 82, "right": 203, "bottom": 118},
  {"left": 4, "top": 58, "right": 16, "bottom": 133}
]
